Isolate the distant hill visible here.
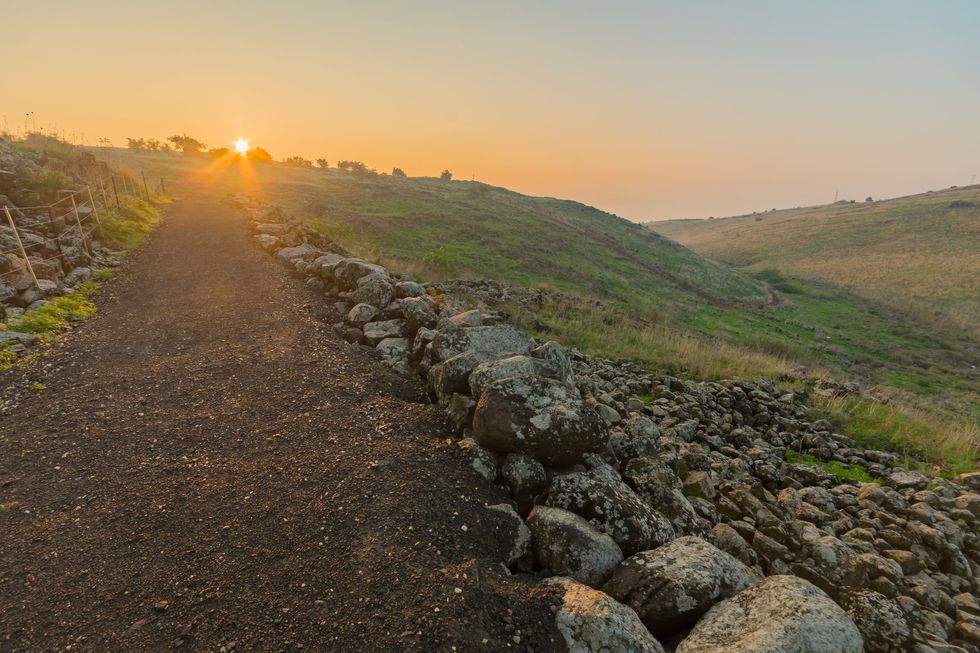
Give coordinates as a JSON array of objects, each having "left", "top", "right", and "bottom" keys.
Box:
[{"left": 652, "top": 186, "right": 980, "bottom": 338}]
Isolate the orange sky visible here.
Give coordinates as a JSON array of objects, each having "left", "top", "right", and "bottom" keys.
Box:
[{"left": 4, "top": 1, "right": 979, "bottom": 220}]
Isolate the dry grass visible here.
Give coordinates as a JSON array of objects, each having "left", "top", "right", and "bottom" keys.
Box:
[
  {"left": 813, "top": 393, "right": 979, "bottom": 476},
  {"left": 504, "top": 297, "right": 797, "bottom": 381},
  {"left": 655, "top": 186, "right": 980, "bottom": 338}
]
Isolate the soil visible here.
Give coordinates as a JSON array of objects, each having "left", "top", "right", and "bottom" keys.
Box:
[{"left": 0, "top": 199, "right": 563, "bottom": 652}]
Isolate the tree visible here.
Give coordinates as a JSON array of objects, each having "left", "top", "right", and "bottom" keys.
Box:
[
  {"left": 337, "top": 160, "right": 367, "bottom": 173},
  {"left": 440, "top": 169, "right": 453, "bottom": 180},
  {"left": 126, "top": 137, "right": 147, "bottom": 151},
  {"left": 315, "top": 158, "right": 329, "bottom": 169},
  {"left": 865, "top": 196, "right": 874, "bottom": 202},
  {"left": 392, "top": 167, "right": 406, "bottom": 177},
  {"left": 209, "top": 147, "right": 231, "bottom": 157},
  {"left": 283, "top": 156, "right": 313, "bottom": 168},
  {"left": 167, "top": 133, "right": 206, "bottom": 155},
  {"left": 247, "top": 146, "right": 273, "bottom": 162}
]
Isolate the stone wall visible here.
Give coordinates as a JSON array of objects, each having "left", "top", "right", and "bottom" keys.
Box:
[{"left": 239, "top": 196, "right": 979, "bottom": 653}]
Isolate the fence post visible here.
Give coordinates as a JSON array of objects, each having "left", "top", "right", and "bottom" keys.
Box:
[
  {"left": 99, "top": 177, "right": 109, "bottom": 206},
  {"left": 141, "top": 171, "right": 150, "bottom": 201},
  {"left": 87, "top": 186, "right": 104, "bottom": 239},
  {"left": 70, "top": 194, "right": 91, "bottom": 256},
  {"left": 160, "top": 178, "right": 167, "bottom": 196},
  {"left": 111, "top": 176, "right": 120, "bottom": 208},
  {"left": 3, "top": 206, "right": 41, "bottom": 290}
]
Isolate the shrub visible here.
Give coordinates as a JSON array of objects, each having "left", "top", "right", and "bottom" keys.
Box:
[
  {"left": 392, "top": 167, "right": 406, "bottom": 178},
  {"left": 440, "top": 169, "right": 453, "bottom": 180}
]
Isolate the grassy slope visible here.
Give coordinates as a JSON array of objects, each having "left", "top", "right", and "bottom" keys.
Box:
[
  {"left": 109, "top": 150, "right": 978, "bottom": 472},
  {"left": 653, "top": 186, "right": 980, "bottom": 338}
]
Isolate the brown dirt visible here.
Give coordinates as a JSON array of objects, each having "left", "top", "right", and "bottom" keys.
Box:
[{"left": 0, "top": 200, "right": 562, "bottom": 652}]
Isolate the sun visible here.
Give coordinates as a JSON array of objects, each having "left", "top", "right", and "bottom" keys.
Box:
[{"left": 234, "top": 137, "right": 250, "bottom": 155}]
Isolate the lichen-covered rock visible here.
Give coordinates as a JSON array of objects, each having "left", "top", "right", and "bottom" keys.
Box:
[
  {"left": 431, "top": 324, "right": 532, "bottom": 362},
  {"left": 545, "top": 471, "right": 674, "bottom": 555},
  {"left": 603, "top": 536, "right": 759, "bottom": 636},
  {"left": 457, "top": 437, "right": 498, "bottom": 482},
  {"left": 375, "top": 337, "right": 409, "bottom": 373},
  {"left": 346, "top": 303, "right": 378, "bottom": 327},
  {"left": 473, "top": 377, "right": 609, "bottom": 467},
  {"left": 394, "top": 280, "right": 425, "bottom": 298},
  {"left": 332, "top": 258, "right": 389, "bottom": 289},
  {"left": 275, "top": 242, "right": 319, "bottom": 263},
  {"left": 838, "top": 589, "right": 913, "bottom": 653},
  {"left": 468, "top": 355, "right": 543, "bottom": 398},
  {"left": 676, "top": 575, "right": 863, "bottom": 653},
  {"left": 545, "top": 577, "right": 666, "bottom": 653},
  {"left": 428, "top": 351, "right": 487, "bottom": 401},
  {"left": 362, "top": 319, "right": 405, "bottom": 345},
  {"left": 527, "top": 505, "right": 623, "bottom": 588},
  {"left": 350, "top": 273, "right": 395, "bottom": 308},
  {"left": 399, "top": 296, "right": 437, "bottom": 333}
]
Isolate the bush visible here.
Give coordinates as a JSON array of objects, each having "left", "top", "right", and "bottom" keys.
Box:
[
  {"left": 440, "top": 169, "right": 453, "bottom": 180},
  {"left": 392, "top": 167, "right": 406, "bottom": 178}
]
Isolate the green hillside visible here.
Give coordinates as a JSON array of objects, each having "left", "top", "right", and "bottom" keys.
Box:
[
  {"left": 653, "top": 186, "right": 980, "bottom": 338},
  {"left": 108, "top": 149, "right": 977, "bottom": 472}
]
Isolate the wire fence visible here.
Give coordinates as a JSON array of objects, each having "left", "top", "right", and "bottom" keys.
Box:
[{"left": 1, "top": 171, "right": 166, "bottom": 290}]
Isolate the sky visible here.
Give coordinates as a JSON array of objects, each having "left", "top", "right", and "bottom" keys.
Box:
[{"left": 3, "top": 1, "right": 980, "bottom": 220}]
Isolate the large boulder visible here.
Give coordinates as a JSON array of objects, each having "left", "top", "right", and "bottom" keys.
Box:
[
  {"left": 472, "top": 377, "right": 609, "bottom": 467},
  {"left": 332, "top": 258, "right": 389, "bottom": 289},
  {"left": 527, "top": 505, "right": 623, "bottom": 588},
  {"left": 603, "top": 536, "right": 759, "bottom": 636},
  {"left": 675, "top": 575, "right": 863, "bottom": 653},
  {"left": 362, "top": 319, "right": 405, "bottom": 345},
  {"left": 431, "top": 324, "right": 532, "bottom": 362},
  {"left": 399, "top": 296, "right": 437, "bottom": 332},
  {"left": 546, "top": 471, "right": 674, "bottom": 555},
  {"left": 275, "top": 242, "right": 319, "bottom": 264},
  {"left": 469, "top": 355, "right": 556, "bottom": 398},
  {"left": 545, "top": 577, "right": 666, "bottom": 653},
  {"left": 838, "top": 589, "right": 913, "bottom": 653},
  {"left": 350, "top": 273, "right": 395, "bottom": 308},
  {"left": 375, "top": 337, "right": 409, "bottom": 373}
]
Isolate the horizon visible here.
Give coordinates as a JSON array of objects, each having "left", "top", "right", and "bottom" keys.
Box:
[{"left": 4, "top": 1, "right": 980, "bottom": 220}]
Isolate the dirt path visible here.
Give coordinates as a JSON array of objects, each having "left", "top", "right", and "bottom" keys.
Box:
[{"left": 0, "top": 200, "right": 559, "bottom": 652}]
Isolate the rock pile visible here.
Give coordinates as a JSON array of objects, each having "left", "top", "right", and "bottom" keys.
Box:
[
  {"left": 240, "top": 197, "right": 979, "bottom": 653},
  {"left": 0, "top": 139, "right": 114, "bottom": 341}
]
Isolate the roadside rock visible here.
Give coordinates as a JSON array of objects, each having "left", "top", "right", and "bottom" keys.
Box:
[
  {"left": 545, "top": 577, "right": 666, "bottom": 653},
  {"left": 472, "top": 377, "right": 608, "bottom": 467},
  {"left": 676, "top": 575, "right": 863, "bottom": 653},
  {"left": 527, "top": 505, "right": 623, "bottom": 588},
  {"left": 838, "top": 589, "right": 913, "bottom": 653},
  {"left": 486, "top": 503, "right": 532, "bottom": 567},
  {"left": 545, "top": 471, "right": 675, "bottom": 555},
  {"left": 603, "top": 536, "right": 759, "bottom": 636}
]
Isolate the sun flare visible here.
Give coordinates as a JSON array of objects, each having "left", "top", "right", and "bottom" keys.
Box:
[{"left": 234, "top": 137, "right": 250, "bottom": 155}]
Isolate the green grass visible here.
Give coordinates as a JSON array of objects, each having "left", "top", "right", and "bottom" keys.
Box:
[
  {"left": 812, "top": 394, "right": 977, "bottom": 477},
  {"left": 98, "top": 199, "right": 160, "bottom": 249},
  {"left": 785, "top": 450, "right": 879, "bottom": 484},
  {"left": 5, "top": 281, "right": 99, "bottom": 336}
]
